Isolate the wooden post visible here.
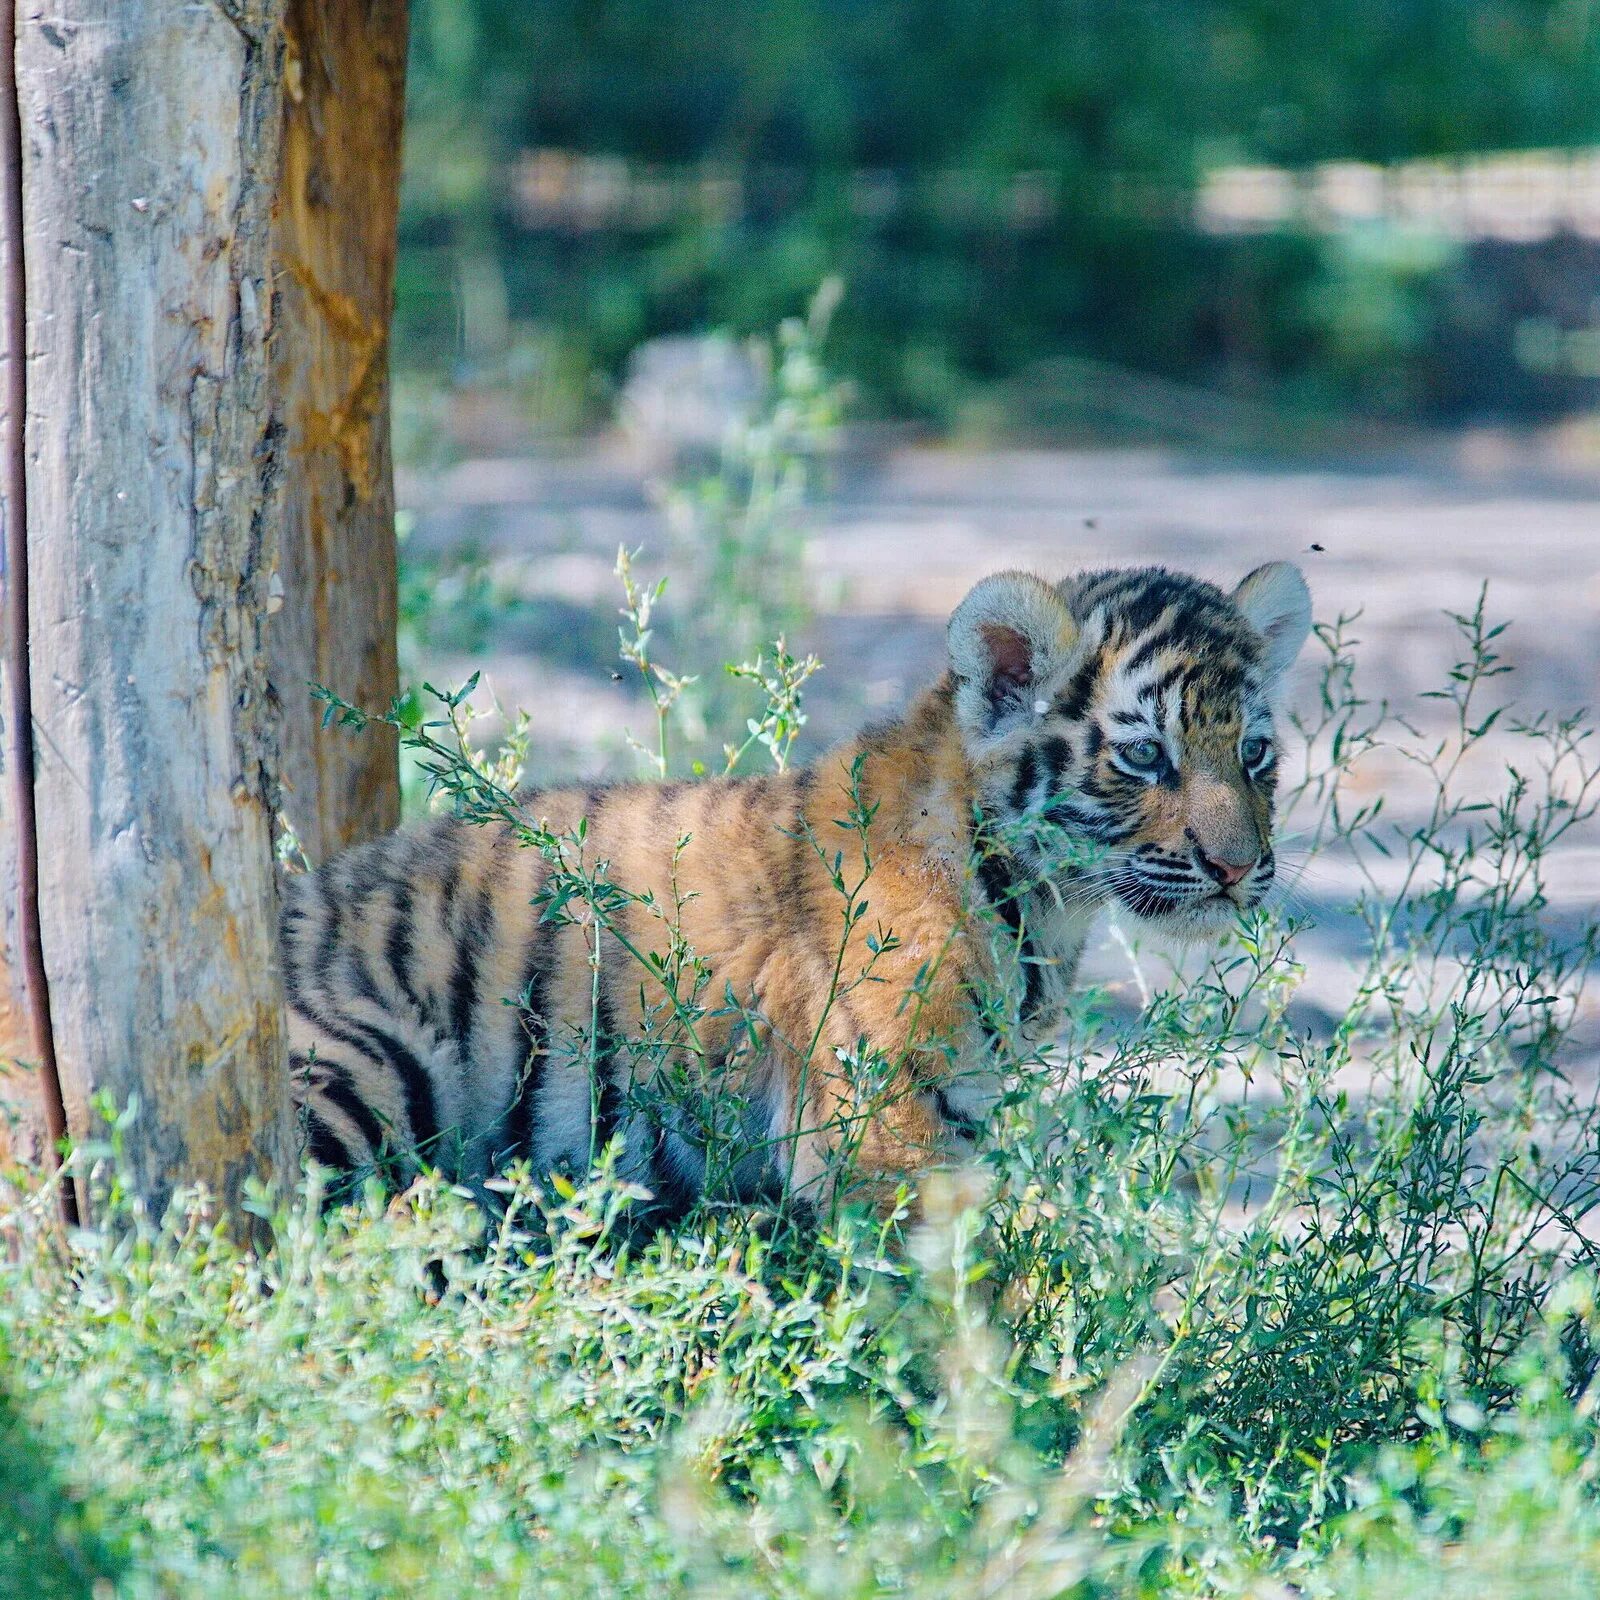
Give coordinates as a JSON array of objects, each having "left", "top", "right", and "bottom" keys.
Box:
[
  {"left": 14, "top": 0, "right": 296, "bottom": 1220},
  {"left": 0, "top": 0, "right": 65, "bottom": 1205},
  {"left": 269, "top": 0, "right": 407, "bottom": 865}
]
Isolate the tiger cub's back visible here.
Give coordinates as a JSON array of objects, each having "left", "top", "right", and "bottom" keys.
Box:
[{"left": 281, "top": 735, "right": 980, "bottom": 1211}]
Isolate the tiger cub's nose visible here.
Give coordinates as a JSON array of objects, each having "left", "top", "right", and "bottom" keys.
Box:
[{"left": 1194, "top": 845, "right": 1256, "bottom": 889}]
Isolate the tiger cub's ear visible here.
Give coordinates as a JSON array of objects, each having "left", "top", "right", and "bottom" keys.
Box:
[
  {"left": 1231, "top": 562, "right": 1313, "bottom": 685},
  {"left": 948, "top": 571, "right": 1077, "bottom": 737}
]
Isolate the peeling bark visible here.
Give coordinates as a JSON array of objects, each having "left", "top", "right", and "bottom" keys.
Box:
[
  {"left": 14, "top": 1, "right": 295, "bottom": 1219},
  {"left": 269, "top": 0, "right": 406, "bottom": 864}
]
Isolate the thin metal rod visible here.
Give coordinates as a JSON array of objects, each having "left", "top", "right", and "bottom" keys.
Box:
[{"left": 0, "top": 10, "right": 76, "bottom": 1226}]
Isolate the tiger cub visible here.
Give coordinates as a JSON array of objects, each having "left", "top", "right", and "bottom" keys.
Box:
[{"left": 283, "top": 562, "right": 1312, "bottom": 1214}]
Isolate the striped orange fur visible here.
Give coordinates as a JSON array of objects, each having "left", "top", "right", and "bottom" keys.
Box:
[{"left": 283, "top": 563, "right": 1312, "bottom": 1216}]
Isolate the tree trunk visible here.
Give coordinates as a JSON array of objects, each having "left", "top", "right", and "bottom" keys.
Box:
[
  {"left": 269, "top": 0, "right": 406, "bottom": 865},
  {"left": 14, "top": 0, "right": 296, "bottom": 1220},
  {"left": 0, "top": 1, "right": 53, "bottom": 1190}
]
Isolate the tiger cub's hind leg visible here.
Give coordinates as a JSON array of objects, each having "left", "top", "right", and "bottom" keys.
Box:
[
  {"left": 280, "top": 840, "right": 473, "bottom": 1188},
  {"left": 288, "top": 1008, "right": 460, "bottom": 1193}
]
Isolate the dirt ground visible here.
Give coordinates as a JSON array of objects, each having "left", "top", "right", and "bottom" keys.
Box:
[{"left": 398, "top": 435, "right": 1600, "bottom": 1073}]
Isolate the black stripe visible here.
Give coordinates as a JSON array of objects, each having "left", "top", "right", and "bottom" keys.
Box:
[
  {"left": 304, "top": 1109, "right": 355, "bottom": 1171},
  {"left": 652, "top": 780, "right": 687, "bottom": 813},
  {"left": 1039, "top": 736, "right": 1073, "bottom": 783},
  {"left": 1018, "top": 949, "right": 1043, "bottom": 1020},
  {"left": 449, "top": 881, "right": 494, "bottom": 1065},
  {"left": 315, "top": 1060, "right": 390, "bottom": 1159},
  {"left": 385, "top": 886, "right": 427, "bottom": 1022},
  {"left": 1057, "top": 649, "right": 1103, "bottom": 720},
  {"left": 437, "top": 827, "right": 465, "bottom": 925},
  {"left": 308, "top": 875, "right": 343, "bottom": 1002},
  {"left": 506, "top": 907, "right": 560, "bottom": 1163},
  {"left": 1122, "top": 626, "right": 1179, "bottom": 680},
  {"left": 1076, "top": 570, "right": 1148, "bottom": 613},
  {"left": 975, "top": 849, "right": 1043, "bottom": 1018},
  {"left": 1008, "top": 746, "right": 1039, "bottom": 814},
  {"left": 335, "top": 970, "right": 433, "bottom": 1182},
  {"left": 577, "top": 787, "right": 624, "bottom": 1164},
  {"left": 590, "top": 971, "right": 624, "bottom": 1161},
  {"left": 286, "top": 872, "right": 441, "bottom": 1156},
  {"left": 342, "top": 934, "right": 388, "bottom": 1012},
  {"left": 1044, "top": 798, "right": 1111, "bottom": 833},
  {"left": 1118, "top": 589, "right": 1176, "bottom": 636},
  {"left": 935, "top": 1088, "right": 983, "bottom": 1138},
  {"left": 344, "top": 843, "right": 392, "bottom": 904},
  {"left": 1115, "top": 879, "right": 1181, "bottom": 918},
  {"left": 346, "top": 1018, "right": 442, "bottom": 1157},
  {"left": 1145, "top": 661, "right": 1190, "bottom": 705},
  {"left": 290, "top": 994, "right": 441, "bottom": 1157},
  {"left": 736, "top": 774, "right": 768, "bottom": 826},
  {"left": 976, "top": 850, "right": 1021, "bottom": 932}
]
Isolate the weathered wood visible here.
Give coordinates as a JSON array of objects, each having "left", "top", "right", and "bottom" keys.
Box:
[
  {"left": 15, "top": 0, "right": 296, "bottom": 1219},
  {"left": 269, "top": 0, "right": 406, "bottom": 864},
  {"left": 0, "top": 4, "right": 54, "bottom": 1192}
]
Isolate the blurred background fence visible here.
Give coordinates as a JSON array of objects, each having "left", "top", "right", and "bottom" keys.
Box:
[{"left": 396, "top": 0, "right": 1600, "bottom": 450}]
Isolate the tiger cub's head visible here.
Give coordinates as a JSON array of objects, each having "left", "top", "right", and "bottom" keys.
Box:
[{"left": 947, "top": 563, "right": 1312, "bottom": 939}]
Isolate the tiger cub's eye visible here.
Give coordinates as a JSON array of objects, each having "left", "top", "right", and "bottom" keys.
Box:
[
  {"left": 1121, "top": 739, "right": 1163, "bottom": 770},
  {"left": 1241, "top": 735, "right": 1272, "bottom": 766}
]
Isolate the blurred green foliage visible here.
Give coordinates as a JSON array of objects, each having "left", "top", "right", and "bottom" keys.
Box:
[
  {"left": 0, "top": 1374, "right": 121, "bottom": 1597},
  {"left": 398, "top": 0, "right": 1600, "bottom": 432}
]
